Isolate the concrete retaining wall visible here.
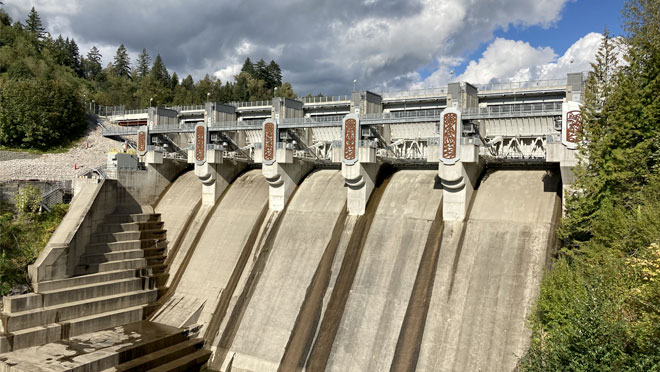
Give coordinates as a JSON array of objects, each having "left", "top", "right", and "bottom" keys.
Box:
[
  {"left": 115, "top": 160, "right": 190, "bottom": 208},
  {"left": 28, "top": 179, "right": 118, "bottom": 283}
]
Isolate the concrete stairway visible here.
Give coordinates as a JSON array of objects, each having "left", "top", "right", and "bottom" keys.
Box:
[
  {"left": 0, "top": 212, "right": 168, "bottom": 354},
  {"left": 0, "top": 321, "right": 210, "bottom": 371}
]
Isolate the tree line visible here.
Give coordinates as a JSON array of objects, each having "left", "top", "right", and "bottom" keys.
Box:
[
  {"left": 87, "top": 47, "right": 296, "bottom": 109},
  {"left": 0, "top": 6, "right": 296, "bottom": 150}
]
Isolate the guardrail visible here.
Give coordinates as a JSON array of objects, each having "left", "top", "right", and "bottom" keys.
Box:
[
  {"left": 168, "top": 105, "right": 206, "bottom": 112},
  {"left": 103, "top": 127, "right": 139, "bottom": 136},
  {"left": 463, "top": 102, "right": 563, "bottom": 118},
  {"left": 279, "top": 116, "right": 344, "bottom": 127},
  {"left": 301, "top": 96, "right": 350, "bottom": 104},
  {"left": 476, "top": 78, "right": 567, "bottom": 92},
  {"left": 380, "top": 87, "right": 448, "bottom": 99},
  {"left": 229, "top": 100, "right": 272, "bottom": 108}
]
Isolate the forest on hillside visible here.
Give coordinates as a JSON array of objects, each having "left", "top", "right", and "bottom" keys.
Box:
[
  {"left": 520, "top": 0, "right": 660, "bottom": 370},
  {"left": 0, "top": 6, "right": 296, "bottom": 150}
]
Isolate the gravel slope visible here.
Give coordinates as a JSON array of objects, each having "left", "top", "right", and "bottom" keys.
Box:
[{"left": 0, "top": 124, "right": 125, "bottom": 182}]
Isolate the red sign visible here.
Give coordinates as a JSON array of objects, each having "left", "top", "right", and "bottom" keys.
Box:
[
  {"left": 565, "top": 110, "right": 582, "bottom": 144},
  {"left": 137, "top": 131, "right": 146, "bottom": 153},
  {"left": 344, "top": 118, "right": 357, "bottom": 161},
  {"left": 195, "top": 125, "right": 205, "bottom": 162},
  {"left": 442, "top": 112, "right": 457, "bottom": 159},
  {"left": 263, "top": 121, "right": 275, "bottom": 163}
]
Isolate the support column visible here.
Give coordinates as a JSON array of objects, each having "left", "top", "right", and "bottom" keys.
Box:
[
  {"left": 342, "top": 161, "right": 379, "bottom": 215},
  {"left": 439, "top": 160, "right": 482, "bottom": 221},
  {"left": 190, "top": 120, "right": 246, "bottom": 207},
  {"left": 261, "top": 115, "right": 313, "bottom": 211},
  {"left": 547, "top": 99, "right": 582, "bottom": 214},
  {"left": 340, "top": 113, "right": 381, "bottom": 215},
  {"left": 438, "top": 107, "right": 483, "bottom": 221}
]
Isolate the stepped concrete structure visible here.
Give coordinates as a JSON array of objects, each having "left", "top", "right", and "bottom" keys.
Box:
[{"left": 1, "top": 74, "right": 581, "bottom": 371}]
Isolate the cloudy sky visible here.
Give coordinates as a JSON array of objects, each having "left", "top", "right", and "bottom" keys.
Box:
[{"left": 3, "top": 0, "right": 624, "bottom": 95}]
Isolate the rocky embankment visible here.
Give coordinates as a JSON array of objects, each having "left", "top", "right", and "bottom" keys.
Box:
[{"left": 0, "top": 123, "right": 124, "bottom": 182}]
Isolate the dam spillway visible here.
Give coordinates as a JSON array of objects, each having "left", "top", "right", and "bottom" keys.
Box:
[
  {"left": 417, "top": 169, "right": 560, "bottom": 372},
  {"left": 148, "top": 167, "right": 557, "bottom": 371}
]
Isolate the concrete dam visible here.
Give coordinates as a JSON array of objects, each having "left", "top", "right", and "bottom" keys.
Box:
[
  {"left": 148, "top": 166, "right": 558, "bottom": 372},
  {"left": 0, "top": 75, "right": 579, "bottom": 371}
]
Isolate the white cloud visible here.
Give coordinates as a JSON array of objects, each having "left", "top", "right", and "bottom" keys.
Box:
[
  {"left": 213, "top": 64, "right": 241, "bottom": 83},
  {"left": 2, "top": 0, "right": 575, "bottom": 93},
  {"left": 415, "top": 32, "right": 605, "bottom": 88},
  {"left": 456, "top": 38, "right": 556, "bottom": 84}
]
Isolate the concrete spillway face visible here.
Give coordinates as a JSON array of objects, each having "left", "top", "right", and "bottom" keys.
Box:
[
  {"left": 417, "top": 169, "right": 560, "bottom": 372},
  {"left": 151, "top": 170, "right": 269, "bottom": 333},
  {"left": 153, "top": 170, "right": 202, "bottom": 263},
  {"left": 222, "top": 170, "right": 347, "bottom": 372},
  {"left": 324, "top": 170, "right": 443, "bottom": 372}
]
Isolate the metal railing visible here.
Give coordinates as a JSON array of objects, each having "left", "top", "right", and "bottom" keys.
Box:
[
  {"left": 380, "top": 87, "right": 447, "bottom": 99},
  {"left": 77, "top": 165, "right": 107, "bottom": 180},
  {"left": 476, "top": 78, "right": 567, "bottom": 92},
  {"left": 210, "top": 120, "right": 262, "bottom": 129},
  {"left": 279, "top": 116, "right": 344, "bottom": 126},
  {"left": 206, "top": 144, "right": 225, "bottom": 151},
  {"left": 361, "top": 109, "right": 444, "bottom": 121},
  {"left": 151, "top": 123, "right": 196, "bottom": 133},
  {"left": 103, "top": 127, "right": 139, "bottom": 136},
  {"left": 301, "top": 96, "right": 350, "bottom": 104},
  {"left": 168, "top": 105, "right": 206, "bottom": 112},
  {"left": 276, "top": 142, "right": 295, "bottom": 150},
  {"left": 463, "top": 102, "right": 562, "bottom": 118},
  {"left": 229, "top": 100, "right": 272, "bottom": 108}
]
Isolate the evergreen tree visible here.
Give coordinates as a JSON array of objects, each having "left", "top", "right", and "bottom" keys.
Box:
[
  {"left": 561, "top": 29, "right": 621, "bottom": 242},
  {"left": 150, "top": 54, "right": 169, "bottom": 86},
  {"left": 233, "top": 72, "right": 250, "bottom": 101},
  {"left": 266, "top": 60, "right": 282, "bottom": 89},
  {"left": 241, "top": 57, "right": 254, "bottom": 76},
  {"left": 66, "top": 38, "right": 83, "bottom": 76},
  {"left": 181, "top": 74, "right": 194, "bottom": 90},
  {"left": 254, "top": 58, "right": 267, "bottom": 81},
  {"left": 113, "top": 44, "right": 131, "bottom": 78},
  {"left": 170, "top": 71, "right": 179, "bottom": 90},
  {"left": 84, "top": 46, "right": 102, "bottom": 80},
  {"left": 53, "top": 35, "right": 67, "bottom": 65},
  {"left": 25, "top": 7, "right": 45, "bottom": 40},
  {"left": 0, "top": 3, "right": 11, "bottom": 27},
  {"left": 136, "top": 48, "right": 150, "bottom": 78}
]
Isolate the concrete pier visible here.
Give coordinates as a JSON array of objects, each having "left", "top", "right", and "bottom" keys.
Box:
[{"left": 262, "top": 160, "right": 314, "bottom": 212}]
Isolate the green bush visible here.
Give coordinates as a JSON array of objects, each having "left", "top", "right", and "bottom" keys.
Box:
[
  {"left": 13, "top": 184, "right": 42, "bottom": 217},
  {"left": 0, "top": 77, "right": 86, "bottom": 150},
  {"left": 0, "top": 201, "right": 68, "bottom": 296}
]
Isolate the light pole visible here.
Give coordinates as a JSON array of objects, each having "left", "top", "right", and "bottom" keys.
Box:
[
  {"left": 353, "top": 79, "right": 357, "bottom": 92},
  {"left": 207, "top": 92, "right": 211, "bottom": 102},
  {"left": 274, "top": 86, "right": 278, "bottom": 98},
  {"left": 149, "top": 97, "right": 153, "bottom": 107}
]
